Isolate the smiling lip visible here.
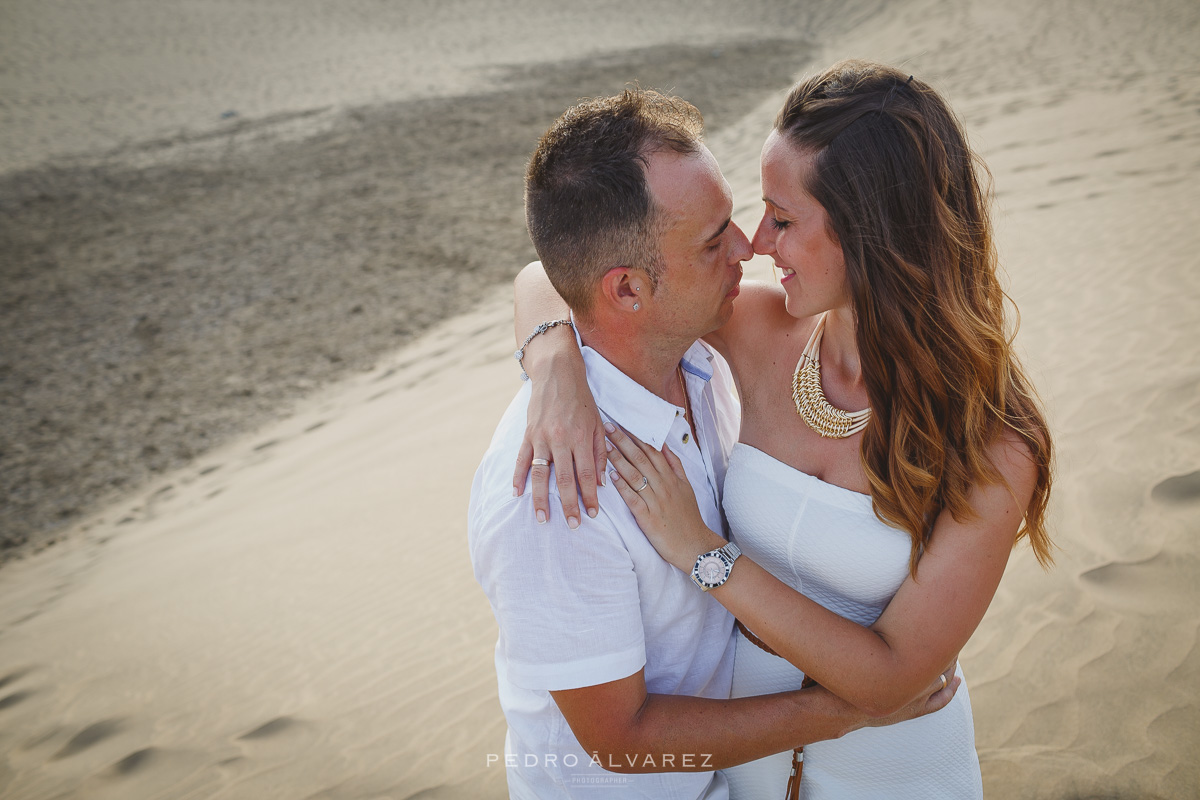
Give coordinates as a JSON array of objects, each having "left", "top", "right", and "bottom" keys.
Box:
[{"left": 779, "top": 266, "right": 796, "bottom": 283}]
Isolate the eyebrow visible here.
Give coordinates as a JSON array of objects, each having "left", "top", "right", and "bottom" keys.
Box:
[
  {"left": 705, "top": 218, "right": 731, "bottom": 244},
  {"left": 762, "top": 196, "right": 793, "bottom": 215}
]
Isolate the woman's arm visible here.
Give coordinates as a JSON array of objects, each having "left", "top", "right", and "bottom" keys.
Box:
[
  {"left": 603, "top": 423, "right": 1037, "bottom": 715},
  {"left": 512, "top": 261, "right": 606, "bottom": 527},
  {"left": 512, "top": 262, "right": 787, "bottom": 517}
]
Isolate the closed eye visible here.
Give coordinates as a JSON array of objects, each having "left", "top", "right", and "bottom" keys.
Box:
[{"left": 770, "top": 217, "right": 790, "bottom": 230}]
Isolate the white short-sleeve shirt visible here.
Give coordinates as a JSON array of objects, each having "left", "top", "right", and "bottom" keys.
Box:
[{"left": 469, "top": 338, "right": 740, "bottom": 799}]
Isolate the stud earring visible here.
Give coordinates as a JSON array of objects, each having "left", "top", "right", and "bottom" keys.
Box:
[{"left": 633, "top": 303, "right": 640, "bottom": 311}]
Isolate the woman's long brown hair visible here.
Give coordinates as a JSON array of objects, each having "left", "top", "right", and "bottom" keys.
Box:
[{"left": 776, "top": 60, "right": 1053, "bottom": 571}]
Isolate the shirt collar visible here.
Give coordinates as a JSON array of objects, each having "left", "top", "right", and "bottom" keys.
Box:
[{"left": 573, "top": 322, "right": 716, "bottom": 451}]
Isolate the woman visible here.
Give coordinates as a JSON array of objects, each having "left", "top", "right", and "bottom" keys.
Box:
[{"left": 514, "top": 60, "right": 1053, "bottom": 798}]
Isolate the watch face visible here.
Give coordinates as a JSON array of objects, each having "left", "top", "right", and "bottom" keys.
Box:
[{"left": 696, "top": 555, "right": 728, "bottom": 586}]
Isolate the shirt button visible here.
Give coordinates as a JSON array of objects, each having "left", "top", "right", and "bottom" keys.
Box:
[{"left": 682, "top": 432, "right": 690, "bottom": 444}]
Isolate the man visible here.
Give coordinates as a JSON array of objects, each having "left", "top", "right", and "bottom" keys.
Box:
[{"left": 468, "top": 89, "right": 952, "bottom": 799}]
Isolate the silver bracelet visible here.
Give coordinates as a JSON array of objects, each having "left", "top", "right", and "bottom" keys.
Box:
[{"left": 515, "top": 318, "right": 573, "bottom": 381}]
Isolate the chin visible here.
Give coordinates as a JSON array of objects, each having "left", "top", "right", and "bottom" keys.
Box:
[
  {"left": 714, "top": 301, "right": 736, "bottom": 329},
  {"left": 782, "top": 288, "right": 836, "bottom": 322},
  {"left": 781, "top": 291, "right": 807, "bottom": 320}
]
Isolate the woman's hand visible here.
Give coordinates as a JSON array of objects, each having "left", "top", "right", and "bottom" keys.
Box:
[
  {"left": 864, "top": 662, "right": 961, "bottom": 726},
  {"left": 604, "top": 422, "right": 725, "bottom": 571},
  {"left": 512, "top": 261, "right": 608, "bottom": 527},
  {"left": 513, "top": 348, "right": 607, "bottom": 529}
]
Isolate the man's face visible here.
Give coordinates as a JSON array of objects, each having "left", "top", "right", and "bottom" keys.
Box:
[{"left": 642, "top": 146, "right": 751, "bottom": 340}]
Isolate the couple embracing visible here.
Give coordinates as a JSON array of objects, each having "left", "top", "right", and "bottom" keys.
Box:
[{"left": 468, "top": 59, "right": 1053, "bottom": 799}]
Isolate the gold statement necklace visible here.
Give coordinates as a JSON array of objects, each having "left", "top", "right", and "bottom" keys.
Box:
[{"left": 791, "top": 312, "right": 871, "bottom": 438}]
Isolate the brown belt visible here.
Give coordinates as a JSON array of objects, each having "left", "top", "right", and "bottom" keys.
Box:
[{"left": 735, "top": 619, "right": 816, "bottom": 800}]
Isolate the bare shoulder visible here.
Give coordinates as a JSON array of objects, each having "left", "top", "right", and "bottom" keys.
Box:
[
  {"left": 993, "top": 428, "right": 1038, "bottom": 481},
  {"left": 976, "top": 428, "right": 1039, "bottom": 518}
]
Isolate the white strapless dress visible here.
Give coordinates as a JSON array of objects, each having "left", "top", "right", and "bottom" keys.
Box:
[{"left": 722, "top": 443, "right": 983, "bottom": 800}]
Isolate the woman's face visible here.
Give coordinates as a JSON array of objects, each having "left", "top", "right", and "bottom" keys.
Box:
[{"left": 752, "top": 130, "right": 848, "bottom": 319}]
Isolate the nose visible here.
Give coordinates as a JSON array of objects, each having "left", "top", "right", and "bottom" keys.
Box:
[
  {"left": 727, "top": 221, "right": 753, "bottom": 264},
  {"left": 751, "top": 210, "right": 775, "bottom": 256}
]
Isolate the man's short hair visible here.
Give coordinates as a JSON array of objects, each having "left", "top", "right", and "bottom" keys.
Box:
[{"left": 524, "top": 89, "right": 705, "bottom": 316}]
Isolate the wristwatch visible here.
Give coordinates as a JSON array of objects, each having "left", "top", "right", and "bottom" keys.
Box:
[{"left": 690, "top": 542, "right": 741, "bottom": 591}]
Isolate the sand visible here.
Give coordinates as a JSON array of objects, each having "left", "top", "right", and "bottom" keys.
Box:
[
  {"left": 0, "top": 7, "right": 823, "bottom": 552},
  {"left": 1, "top": 0, "right": 1198, "bottom": 798}
]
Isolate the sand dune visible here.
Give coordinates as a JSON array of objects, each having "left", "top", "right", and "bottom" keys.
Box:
[
  {"left": 1, "top": 0, "right": 1198, "bottom": 798},
  {"left": 0, "top": 296, "right": 519, "bottom": 798},
  {"left": 0, "top": 16, "right": 818, "bottom": 555}
]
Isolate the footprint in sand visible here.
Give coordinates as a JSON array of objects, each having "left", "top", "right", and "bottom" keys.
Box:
[
  {"left": 1080, "top": 554, "right": 1184, "bottom": 614},
  {"left": 102, "top": 745, "right": 212, "bottom": 784},
  {"left": 52, "top": 718, "right": 125, "bottom": 759},
  {"left": 109, "top": 746, "right": 158, "bottom": 776},
  {"left": 0, "top": 667, "right": 33, "bottom": 691},
  {"left": 237, "top": 715, "right": 303, "bottom": 740},
  {"left": 0, "top": 689, "right": 35, "bottom": 710},
  {"left": 1151, "top": 470, "right": 1200, "bottom": 505}
]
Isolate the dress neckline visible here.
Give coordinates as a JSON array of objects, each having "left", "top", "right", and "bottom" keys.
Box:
[{"left": 732, "top": 442, "right": 873, "bottom": 503}]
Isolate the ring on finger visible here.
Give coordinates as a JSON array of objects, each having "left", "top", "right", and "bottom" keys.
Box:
[
  {"left": 939, "top": 673, "right": 948, "bottom": 691},
  {"left": 531, "top": 458, "right": 551, "bottom": 467},
  {"left": 633, "top": 476, "right": 649, "bottom": 493}
]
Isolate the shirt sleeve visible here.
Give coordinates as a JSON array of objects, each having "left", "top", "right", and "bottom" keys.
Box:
[{"left": 470, "top": 495, "right": 646, "bottom": 692}]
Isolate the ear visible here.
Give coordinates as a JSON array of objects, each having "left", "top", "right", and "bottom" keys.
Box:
[{"left": 598, "top": 267, "right": 650, "bottom": 314}]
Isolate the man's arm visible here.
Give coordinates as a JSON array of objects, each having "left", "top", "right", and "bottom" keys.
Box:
[
  {"left": 551, "top": 666, "right": 958, "bottom": 773},
  {"left": 474, "top": 468, "right": 957, "bottom": 774}
]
